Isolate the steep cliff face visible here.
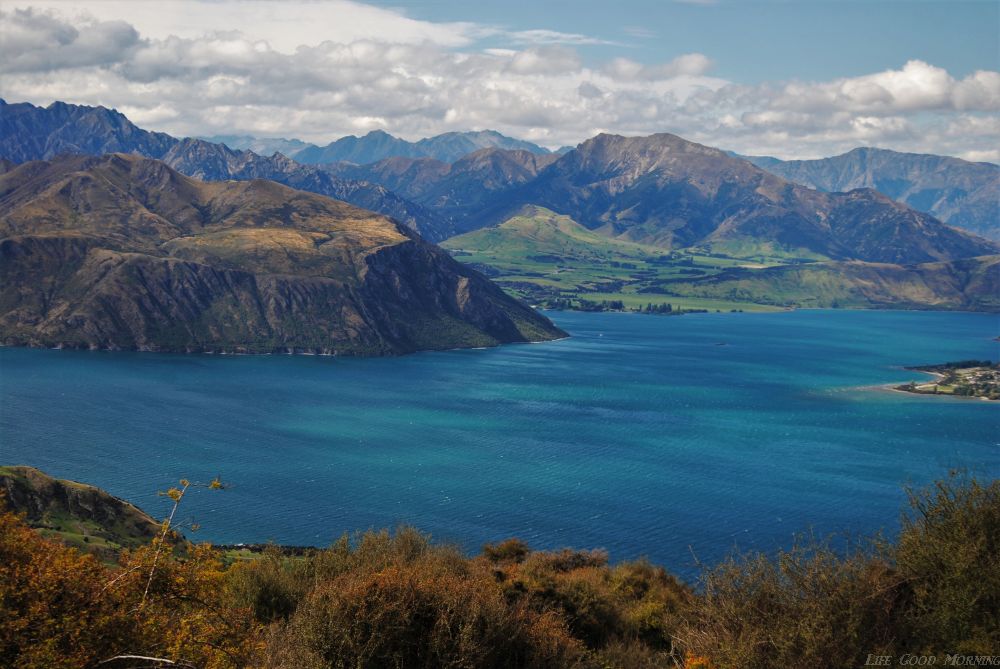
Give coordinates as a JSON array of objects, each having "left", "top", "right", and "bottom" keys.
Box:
[{"left": 0, "top": 154, "right": 564, "bottom": 354}]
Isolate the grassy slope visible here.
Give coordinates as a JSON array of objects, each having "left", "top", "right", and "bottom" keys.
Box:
[
  {"left": 443, "top": 206, "right": 794, "bottom": 311},
  {"left": 444, "top": 206, "right": 999, "bottom": 312},
  {"left": 663, "top": 255, "right": 1000, "bottom": 310}
]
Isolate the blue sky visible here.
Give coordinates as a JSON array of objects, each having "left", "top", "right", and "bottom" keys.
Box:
[
  {"left": 2, "top": 0, "right": 997, "bottom": 159},
  {"left": 370, "top": 0, "right": 999, "bottom": 82}
]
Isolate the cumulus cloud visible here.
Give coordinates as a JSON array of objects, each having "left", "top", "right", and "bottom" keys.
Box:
[
  {"left": 768, "top": 60, "right": 1000, "bottom": 114},
  {"left": 506, "top": 46, "right": 582, "bottom": 75},
  {"left": 1, "top": 8, "right": 140, "bottom": 73},
  {"left": 0, "top": 3, "right": 997, "bottom": 160}
]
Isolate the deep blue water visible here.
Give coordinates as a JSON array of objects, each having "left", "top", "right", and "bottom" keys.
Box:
[{"left": 1, "top": 309, "right": 997, "bottom": 581}]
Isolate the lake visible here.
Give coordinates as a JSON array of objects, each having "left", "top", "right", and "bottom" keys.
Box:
[{"left": 1, "top": 309, "right": 997, "bottom": 581}]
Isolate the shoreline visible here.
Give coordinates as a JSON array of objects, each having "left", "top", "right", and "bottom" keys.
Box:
[
  {"left": 886, "top": 384, "right": 998, "bottom": 402},
  {"left": 0, "top": 332, "right": 571, "bottom": 359}
]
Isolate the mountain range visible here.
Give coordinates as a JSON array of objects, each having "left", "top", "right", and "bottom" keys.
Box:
[
  {"left": 1, "top": 98, "right": 996, "bottom": 317},
  {"left": 3, "top": 99, "right": 995, "bottom": 254},
  {"left": 0, "top": 99, "right": 451, "bottom": 241},
  {"left": 0, "top": 153, "right": 563, "bottom": 354},
  {"left": 330, "top": 134, "right": 998, "bottom": 267},
  {"left": 327, "top": 149, "right": 561, "bottom": 230},
  {"left": 460, "top": 133, "right": 995, "bottom": 264},
  {"left": 160, "top": 137, "right": 454, "bottom": 241},
  {"left": 204, "top": 128, "right": 552, "bottom": 165},
  {"left": 744, "top": 148, "right": 999, "bottom": 240}
]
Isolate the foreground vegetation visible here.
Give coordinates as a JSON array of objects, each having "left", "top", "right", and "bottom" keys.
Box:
[{"left": 1, "top": 474, "right": 998, "bottom": 668}]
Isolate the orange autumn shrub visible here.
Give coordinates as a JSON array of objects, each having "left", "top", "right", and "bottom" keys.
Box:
[
  {"left": 113, "top": 541, "right": 266, "bottom": 668},
  {"left": 260, "top": 533, "right": 587, "bottom": 668},
  {"left": 488, "top": 545, "right": 691, "bottom": 657},
  {"left": 0, "top": 508, "right": 264, "bottom": 669},
  {"left": 0, "top": 510, "right": 136, "bottom": 668}
]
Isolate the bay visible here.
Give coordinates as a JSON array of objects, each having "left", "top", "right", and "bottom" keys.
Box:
[{"left": 1, "top": 309, "right": 997, "bottom": 581}]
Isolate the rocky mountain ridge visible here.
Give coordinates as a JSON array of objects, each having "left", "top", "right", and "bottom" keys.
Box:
[
  {"left": 0, "top": 100, "right": 450, "bottom": 240},
  {"left": 743, "top": 147, "right": 999, "bottom": 240},
  {"left": 292, "top": 128, "right": 552, "bottom": 165}
]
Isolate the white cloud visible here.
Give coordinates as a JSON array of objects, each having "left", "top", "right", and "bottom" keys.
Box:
[
  {"left": 960, "top": 149, "right": 1000, "bottom": 162},
  {"left": 0, "top": 4, "right": 997, "bottom": 160},
  {"left": 5, "top": 0, "right": 479, "bottom": 51},
  {"left": 506, "top": 46, "right": 582, "bottom": 75},
  {"left": 1, "top": 8, "right": 140, "bottom": 73},
  {"left": 769, "top": 60, "right": 1000, "bottom": 114},
  {"left": 491, "top": 29, "right": 618, "bottom": 46},
  {"left": 602, "top": 53, "right": 713, "bottom": 81}
]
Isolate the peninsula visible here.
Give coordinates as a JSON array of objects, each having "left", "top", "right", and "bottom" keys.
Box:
[{"left": 896, "top": 360, "right": 1000, "bottom": 400}]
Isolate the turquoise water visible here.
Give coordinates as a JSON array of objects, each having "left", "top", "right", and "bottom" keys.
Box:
[{"left": 1, "top": 309, "right": 997, "bottom": 580}]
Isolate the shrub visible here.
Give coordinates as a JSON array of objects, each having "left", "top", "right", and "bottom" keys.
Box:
[
  {"left": 895, "top": 475, "right": 1000, "bottom": 654},
  {"left": 263, "top": 534, "right": 586, "bottom": 668},
  {"left": 0, "top": 510, "right": 137, "bottom": 668},
  {"left": 678, "top": 537, "right": 904, "bottom": 668},
  {"left": 2, "top": 475, "right": 997, "bottom": 669},
  {"left": 483, "top": 538, "right": 530, "bottom": 564},
  {"left": 677, "top": 474, "right": 1000, "bottom": 668},
  {"left": 227, "top": 545, "right": 309, "bottom": 624}
]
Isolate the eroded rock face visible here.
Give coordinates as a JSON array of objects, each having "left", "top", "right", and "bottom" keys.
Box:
[{"left": 0, "top": 154, "right": 564, "bottom": 354}]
